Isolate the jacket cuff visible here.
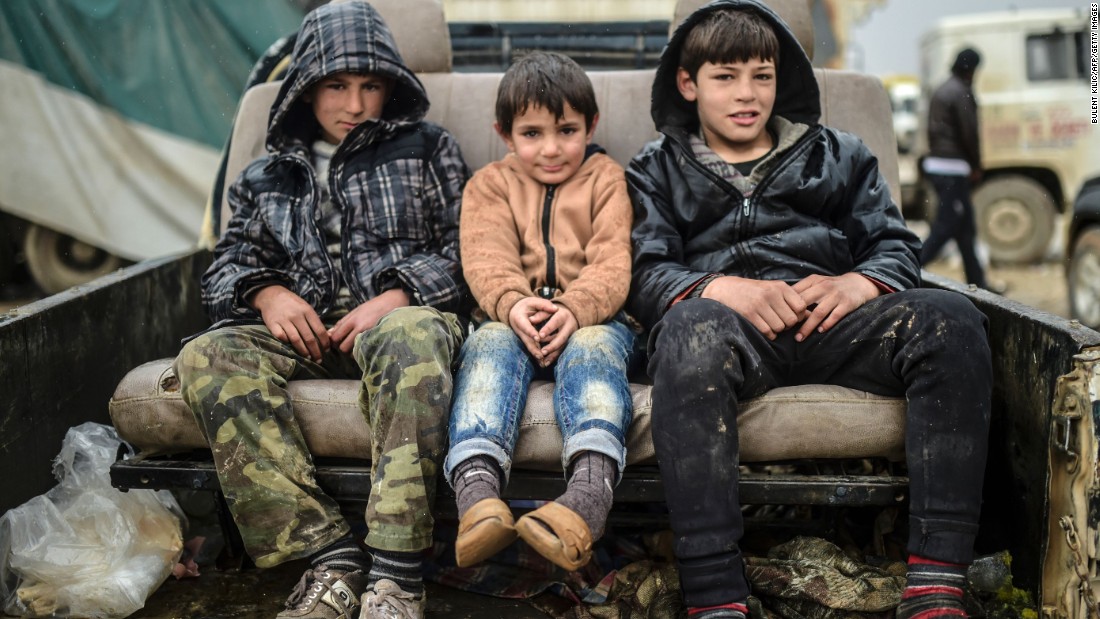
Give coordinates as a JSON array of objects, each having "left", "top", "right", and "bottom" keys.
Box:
[
  {"left": 670, "top": 273, "right": 721, "bottom": 308},
  {"left": 554, "top": 292, "right": 599, "bottom": 328},
  {"left": 860, "top": 274, "right": 896, "bottom": 294},
  {"left": 494, "top": 290, "right": 529, "bottom": 323}
]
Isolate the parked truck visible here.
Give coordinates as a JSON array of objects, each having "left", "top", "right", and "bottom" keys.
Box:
[{"left": 911, "top": 8, "right": 1098, "bottom": 265}]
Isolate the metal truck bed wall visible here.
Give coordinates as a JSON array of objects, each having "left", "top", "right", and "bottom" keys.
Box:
[
  {"left": 3, "top": 253, "right": 1100, "bottom": 603},
  {"left": 0, "top": 250, "right": 210, "bottom": 513}
]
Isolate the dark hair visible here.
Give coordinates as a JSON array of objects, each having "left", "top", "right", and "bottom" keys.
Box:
[
  {"left": 679, "top": 8, "right": 780, "bottom": 80},
  {"left": 495, "top": 51, "right": 598, "bottom": 134},
  {"left": 951, "top": 48, "right": 981, "bottom": 76}
]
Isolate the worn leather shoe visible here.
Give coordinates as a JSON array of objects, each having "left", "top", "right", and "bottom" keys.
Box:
[{"left": 455, "top": 497, "right": 516, "bottom": 566}]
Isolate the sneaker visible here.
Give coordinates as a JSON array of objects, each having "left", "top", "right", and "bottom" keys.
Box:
[
  {"left": 359, "top": 579, "right": 425, "bottom": 619},
  {"left": 276, "top": 565, "right": 366, "bottom": 619}
]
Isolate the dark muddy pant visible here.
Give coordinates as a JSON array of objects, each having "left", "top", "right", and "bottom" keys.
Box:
[
  {"left": 647, "top": 290, "right": 991, "bottom": 607},
  {"left": 176, "top": 306, "right": 465, "bottom": 568},
  {"left": 921, "top": 173, "right": 988, "bottom": 288}
]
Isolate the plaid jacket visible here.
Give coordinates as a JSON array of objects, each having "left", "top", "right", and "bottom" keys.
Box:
[{"left": 201, "top": 1, "right": 471, "bottom": 324}]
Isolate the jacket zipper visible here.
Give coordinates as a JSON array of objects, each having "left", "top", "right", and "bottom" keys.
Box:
[
  {"left": 540, "top": 185, "right": 557, "bottom": 299},
  {"left": 679, "top": 124, "right": 822, "bottom": 277},
  {"left": 295, "top": 151, "right": 338, "bottom": 314}
]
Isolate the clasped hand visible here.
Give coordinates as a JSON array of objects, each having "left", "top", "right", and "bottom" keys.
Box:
[
  {"left": 508, "top": 296, "right": 579, "bottom": 367},
  {"left": 701, "top": 273, "right": 880, "bottom": 341},
  {"left": 251, "top": 285, "right": 409, "bottom": 361}
]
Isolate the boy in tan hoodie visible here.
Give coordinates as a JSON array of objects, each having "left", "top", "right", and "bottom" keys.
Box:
[{"left": 443, "top": 51, "right": 637, "bottom": 572}]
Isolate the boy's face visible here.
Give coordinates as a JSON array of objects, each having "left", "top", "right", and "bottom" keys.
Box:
[
  {"left": 307, "top": 72, "right": 393, "bottom": 145},
  {"left": 677, "top": 58, "right": 776, "bottom": 162},
  {"left": 496, "top": 104, "right": 598, "bottom": 185}
]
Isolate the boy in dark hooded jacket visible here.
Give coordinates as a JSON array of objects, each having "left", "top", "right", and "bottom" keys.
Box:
[
  {"left": 174, "top": 2, "right": 469, "bottom": 618},
  {"left": 627, "top": 2, "right": 991, "bottom": 619}
]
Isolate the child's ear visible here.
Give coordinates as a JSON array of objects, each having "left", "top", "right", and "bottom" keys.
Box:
[
  {"left": 585, "top": 113, "right": 600, "bottom": 143},
  {"left": 676, "top": 67, "right": 698, "bottom": 102},
  {"left": 494, "top": 122, "right": 516, "bottom": 152}
]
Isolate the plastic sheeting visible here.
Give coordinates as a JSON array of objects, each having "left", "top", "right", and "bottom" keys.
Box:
[
  {"left": 0, "top": 60, "right": 217, "bottom": 260},
  {"left": 0, "top": 0, "right": 303, "bottom": 148},
  {"left": 0, "top": 1, "right": 303, "bottom": 259}
]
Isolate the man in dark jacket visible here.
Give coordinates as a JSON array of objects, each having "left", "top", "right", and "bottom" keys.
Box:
[
  {"left": 627, "top": 2, "right": 992, "bottom": 618},
  {"left": 174, "top": 2, "right": 470, "bottom": 617},
  {"left": 920, "top": 48, "right": 990, "bottom": 290}
]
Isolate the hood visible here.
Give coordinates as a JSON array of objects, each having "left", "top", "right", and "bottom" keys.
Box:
[
  {"left": 652, "top": 0, "right": 820, "bottom": 135},
  {"left": 266, "top": 0, "right": 429, "bottom": 153}
]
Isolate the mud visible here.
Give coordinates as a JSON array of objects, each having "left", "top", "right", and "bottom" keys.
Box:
[{"left": 125, "top": 559, "right": 548, "bottom": 619}]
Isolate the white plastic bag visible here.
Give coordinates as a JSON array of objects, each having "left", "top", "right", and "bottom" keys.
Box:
[{"left": 0, "top": 422, "right": 183, "bottom": 618}]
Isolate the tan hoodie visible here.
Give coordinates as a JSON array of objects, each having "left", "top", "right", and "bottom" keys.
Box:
[{"left": 460, "top": 151, "right": 633, "bottom": 328}]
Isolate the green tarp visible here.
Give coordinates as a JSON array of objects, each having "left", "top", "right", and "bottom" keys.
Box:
[{"left": 0, "top": 0, "right": 304, "bottom": 148}]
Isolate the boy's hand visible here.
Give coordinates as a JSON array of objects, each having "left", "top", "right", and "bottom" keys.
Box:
[
  {"left": 251, "top": 285, "right": 330, "bottom": 362},
  {"left": 508, "top": 297, "right": 558, "bottom": 363},
  {"left": 536, "top": 305, "right": 578, "bottom": 367},
  {"left": 328, "top": 288, "right": 411, "bottom": 354},
  {"left": 792, "top": 273, "right": 881, "bottom": 342},
  {"left": 702, "top": 276, "right": 809, "bottom": 340}
]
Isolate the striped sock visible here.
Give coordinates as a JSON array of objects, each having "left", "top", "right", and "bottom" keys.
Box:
[
  {"left": 367, "top": 548, "right": 424, "bottom": 598},
  {"left": 896, "top": 555, "right": 969, "bottom": 619},
  {"left": 688, "top": 602, "right": 748, "bottom": 619},
  {"left": 308, "top": 534, "right": 371, "bottom": 573}
]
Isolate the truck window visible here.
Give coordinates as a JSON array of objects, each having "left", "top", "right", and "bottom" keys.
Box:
[{"left": 1026, "top": 28, "right": 1086, "bottom": 81}]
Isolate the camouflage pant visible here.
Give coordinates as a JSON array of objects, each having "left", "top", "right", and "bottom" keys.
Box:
[{"left": 176, "top": 306, "right": 464, "bottom": 567}]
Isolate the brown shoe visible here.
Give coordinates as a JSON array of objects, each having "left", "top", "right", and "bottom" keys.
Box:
[
  {"left": 515, "top": 502, "right": 593, "bottom": 572},
  {"left": 455, "top": 497, "right": 516, "bottom": 567}
]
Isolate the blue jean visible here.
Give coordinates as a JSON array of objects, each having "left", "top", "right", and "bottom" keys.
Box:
[{"left": 445, "top": 319, "right": 638, "bottom": 485}]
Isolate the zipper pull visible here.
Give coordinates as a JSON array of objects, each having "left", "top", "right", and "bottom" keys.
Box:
[{"left": 742, "top": 197, "right": 750, "bottom": 217}]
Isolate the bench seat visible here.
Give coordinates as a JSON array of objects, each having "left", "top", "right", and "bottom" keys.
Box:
[{"left": 110, "top": 358, "right": 906, "bottom": 469}]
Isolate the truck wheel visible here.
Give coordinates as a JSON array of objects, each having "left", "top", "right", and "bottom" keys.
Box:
[
  {"left": 1069, "top": 227, "right": 1100, "bottom": 329},
  {"left": 973, "top": 175, "right": 1056, "bottom": 264},
  {"left": 24, "top": 224, "right": 125, "bottom": 294}
]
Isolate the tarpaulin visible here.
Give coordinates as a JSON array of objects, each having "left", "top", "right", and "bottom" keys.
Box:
[{"left": 0, "top": 1, "right": 303, "bottom": 259}]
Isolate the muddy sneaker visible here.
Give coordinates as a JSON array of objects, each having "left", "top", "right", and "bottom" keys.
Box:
[
  {"left": 359, "top": 579, "right": 425, "bottom": 619},
  {"left": 276, "top": 565, "right": 366, "bottom": 619}
]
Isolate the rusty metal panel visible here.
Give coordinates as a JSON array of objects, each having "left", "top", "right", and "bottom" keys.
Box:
[{"left": 924, "top": 273, "right": 1100, "bottom": 599}]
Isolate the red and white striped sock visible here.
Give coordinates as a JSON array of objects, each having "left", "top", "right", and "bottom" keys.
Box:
[
  {"left": 896, "top": 555, "right": 968, "bottom": 619},
  {"left": 687, "top": 601, "right": 749, "bottom": 619}
]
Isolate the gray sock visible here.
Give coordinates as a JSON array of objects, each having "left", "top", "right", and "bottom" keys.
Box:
[
  {"left": 555, "top": 451, "right": 616, "bottom": 540},
  {"left": 453, "top": 455, "right": 503, "bottom": 519}
]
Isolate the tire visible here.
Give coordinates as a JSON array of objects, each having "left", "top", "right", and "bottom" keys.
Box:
[
  {"left": 24, "top": 224, "right": 126, "bottom": 294},
  {"left": 1069, "top": 227, "right": 1100, "bottom": 330},
  {"left": 973, "top": 175, "right": 1056, "bottom": 264}
]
